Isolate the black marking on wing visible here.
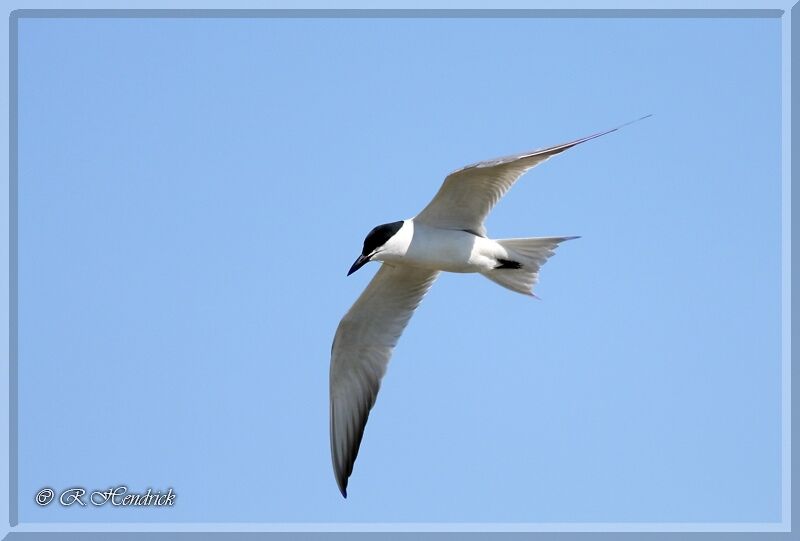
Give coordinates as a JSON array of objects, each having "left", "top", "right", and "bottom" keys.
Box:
[
  {"left": 495, "top": 258, "right": 522, "bottom": 269},
  {"left": 331, "top": 376, "right": 378, "bottom": 498}
]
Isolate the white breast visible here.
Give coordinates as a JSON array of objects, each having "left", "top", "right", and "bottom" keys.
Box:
[{"left": 375, "top": 220, "right": 501, "bottom": 273}]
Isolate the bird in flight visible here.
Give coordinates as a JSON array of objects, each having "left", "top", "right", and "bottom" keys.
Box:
[{"left": 329, "top": 116, "right": 650, "bottom": 497}]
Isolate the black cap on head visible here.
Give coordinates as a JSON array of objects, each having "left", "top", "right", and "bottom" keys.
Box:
[
  {"left": 347, "top": 220, "right": 404, "bottom": 276},
  {"left": 361, "top": 221, "right": 404, "bottom": 256}
]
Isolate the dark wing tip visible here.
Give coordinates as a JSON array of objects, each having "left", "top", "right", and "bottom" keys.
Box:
[
  {"left": 334, "top": 464, "right": 349, "bottom": 498},
  {"left": 331, "top": 434, "right": 350, "bottom": 499},
  {"left": 331, "top": 387, "right": 377, "bottom": 500},
  {"left": 455, "top": 114, "right": 653, "bottom": 174},
  {"left": 543, "top": 113, "right": 654, "bottom": 157}
]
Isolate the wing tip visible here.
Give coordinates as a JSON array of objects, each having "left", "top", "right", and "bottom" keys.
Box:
[
  {"left": 613, "top": 113, "right": 653, "bottom": 131},
  {"left": 549, "top": 113, "right": 654, "bottom": 155},
  {"left": 335, "top": 471, "right": 349, "bottom": 498},
  {"left": 331, "top": 438, "right": 351, "bottom": 499}
]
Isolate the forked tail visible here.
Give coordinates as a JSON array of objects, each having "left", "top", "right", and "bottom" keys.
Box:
[{"left": 481, "top": 236, "right": 579, "bottom": 296}]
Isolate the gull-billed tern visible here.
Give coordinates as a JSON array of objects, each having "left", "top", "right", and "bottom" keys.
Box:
[{"left": 329, "top": 116, "right": 650, "bottom": 497}]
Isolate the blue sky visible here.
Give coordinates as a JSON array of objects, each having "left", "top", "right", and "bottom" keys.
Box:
[{"left": 16, "top": 15, "right": 781, "bottom": 523}]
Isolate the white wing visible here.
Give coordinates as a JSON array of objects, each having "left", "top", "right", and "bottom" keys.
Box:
[
  {"left": 414, "top": 117, "right": 650, "bottom": 236},
  {"left": 329, "top": 263, "right": 439, "bottom": 497}
]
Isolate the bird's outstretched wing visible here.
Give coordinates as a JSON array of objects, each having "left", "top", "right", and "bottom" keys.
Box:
[
  {"left": 330, "top": 263, "right": 439, "bottom": 497},
  {"left": 414, "top": 116, "right": 651, "bottom": 237}
]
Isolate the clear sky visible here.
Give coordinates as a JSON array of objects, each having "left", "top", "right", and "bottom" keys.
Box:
[{"left": 17, "top": 15, "right": 781, "bottom": 523}]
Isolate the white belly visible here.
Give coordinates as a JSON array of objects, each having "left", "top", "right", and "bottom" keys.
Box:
[{"left": 380, "top": 222, "right": 503, "bottom": 273}]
